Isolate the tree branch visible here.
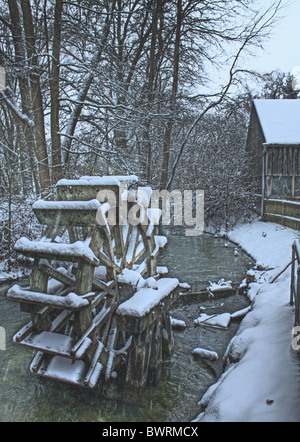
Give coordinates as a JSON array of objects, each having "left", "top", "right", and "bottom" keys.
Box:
[{"left": 166, "top": 0, "right": 283, "bottom": 190}]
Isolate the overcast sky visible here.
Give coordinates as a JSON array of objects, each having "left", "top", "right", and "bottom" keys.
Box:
[{"left": 246, "top": 0, "right": 300, "bottom": 75}]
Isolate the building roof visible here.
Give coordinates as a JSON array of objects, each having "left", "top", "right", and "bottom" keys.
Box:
[{"left": 253, "top": 99, "right": 300, "bottom": 145}]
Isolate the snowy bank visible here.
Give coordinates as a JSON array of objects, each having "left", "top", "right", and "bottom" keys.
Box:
[{"left": 195, "top": 221, "right": 300, "bottom": 422}]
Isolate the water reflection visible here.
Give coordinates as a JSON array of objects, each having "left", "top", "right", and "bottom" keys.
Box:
[{"left": 0, "top": 234, "right": 252, "bottom": 422}]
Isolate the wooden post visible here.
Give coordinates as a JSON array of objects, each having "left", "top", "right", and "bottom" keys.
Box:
[
  {"left": 161, "top": 313, "right": 174, "bottom": 357},
  {"left": 30, "top": 258, "right": 51, "bottom": 331},
  {"left": 261, "top": 146, "right": 266, "bottom": 218},
  {"left": 74, "top": 262, "right": 94, "bottom": 340},
  {"left": 125, "top": 324, "right": 155, "bottom": 388},
  {"left": 292, "top": 176, "right": 296, "bottom": 199},
  {"left": 291, "top": 242, "right": 296, "bottom": 306},
  {"left": 296, "top": 266, "right": 300, "bottom": 327}
]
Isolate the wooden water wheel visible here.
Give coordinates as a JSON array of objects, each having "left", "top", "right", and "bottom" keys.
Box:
[{"left": 7, "top": 176, "right": 186, "bottom": 388}]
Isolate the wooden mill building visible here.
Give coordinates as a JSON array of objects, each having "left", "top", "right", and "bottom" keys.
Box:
[{"left": 246, "top": 99, "right": 300, "bottom": 229}]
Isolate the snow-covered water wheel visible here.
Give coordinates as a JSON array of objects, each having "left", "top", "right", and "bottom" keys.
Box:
[{"left": 7, "top": 176, "right": 186, "bottom": 389}]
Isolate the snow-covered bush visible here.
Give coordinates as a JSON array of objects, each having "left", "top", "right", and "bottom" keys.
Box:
[{"left": 0, "top": 195, "right": 42, "bottom": 272}]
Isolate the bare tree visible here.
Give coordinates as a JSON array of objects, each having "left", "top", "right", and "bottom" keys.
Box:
[{"left": 0, "top": 0, "right": 284, "bottom": 197}]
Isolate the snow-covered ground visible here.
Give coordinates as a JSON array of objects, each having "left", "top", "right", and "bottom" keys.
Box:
[
  {"left": 0, "top": 261, "right": 31, "bottom": 283},
  {"left": 195, "top": 220, "right": 300, "bottom": 422}
]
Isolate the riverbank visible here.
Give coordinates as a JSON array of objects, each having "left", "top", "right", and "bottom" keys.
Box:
[{"left": 195, "top": 220, "right": 300, "bottom": 422}]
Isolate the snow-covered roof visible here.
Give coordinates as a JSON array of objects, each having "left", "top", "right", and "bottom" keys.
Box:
[{"left": 253, "top": 99, "right": 300, "bottom": 145}]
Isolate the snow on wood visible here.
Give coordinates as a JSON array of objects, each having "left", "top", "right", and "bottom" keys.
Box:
[
  {"left": 33, "top": 199, "right": 101, "bottom": 211},
  {"left": 42, "top": 356, "right": 86, "bottom": 384},
  {"left": 126, "top": 226, "right": 138, "bottom": 263},
  {"left": 0, "top": 89, "right": 35, "bottom": 128},
  {"left": 118, "top": 270, "right": 159, "bottom": 291},
  {"left": 88, "top": 362, "right": 103, "bottom": 388},
  {"left": 13, "top": 321, "right": 33, "bottom": 343},
  {"left": 192, "top": 348, "right": 219, "bottom": 362},
  {"left": 93, "top": 266, "right": 107, "bottom": 282},
  {"left": 151, "top": 235, "right": 168, "bottom": 257},
  {"left": 56, "top": 176, "right": 121, "bottom": 187},
  {"left": 84, "top": 341, "right": 105, "bottom": 385},
  {"left": 48, "top": 266, "right": 72, "bottom": 294},
  {"left": 115, "top": 336, "right": 133, "bottom": 356},
  {"left": 50, "top": 311, "right": 72, "bottom": 333},
  {"left": 117, "top": 278, "right": 179, "bottom": 317},
  {"left": 48, "top": 278, "right": 64, "bottom": 295},
  {"left": 170, "top": 317, "right": 187, "bottom": 330},
  {"left": 22, "top": 331, "right": 73, "bottom": 356},
  {"left": 156, "top": 266, "right": 169, "bottom": 275},
  {"left": 207, "top": 279, "right": 233, "bottom": 293},
  {"left": 194, "top": 313, "right": 231, "bottom": 329},
  {"left": 8, "top": 285, "right": 89, "bottom": 311},
  {"left": 118, "top": 268, "right": 142, "bottom": 287},
  {"left": 230, "top": 306, "right": 252, "bottom": 321},
  {"left": 105, "top": 351, "right": 115, "bottom": 380},
  {"left": 75, "top": 337, "right": 93, "bottom": 359},
  {"left": 14, "top": 237, "right": 100, "bottom": 266},
  {"left": 114, "top": 175, "right": 139, "bottom": 183},
  {"left": 30, "top": 351, "right": 44, "bottom": 373},
  {"left": 95, "top": 202, "right": 111, "bottom": 233},
  {"left": 179, "top": 282, "right": 191, "bottom": 290},
  {"left": 265, "top": 198, "right": 300, "bottom": 207},
  {"left": 143, "top": 277, "right": 159, "bottom": 289}
]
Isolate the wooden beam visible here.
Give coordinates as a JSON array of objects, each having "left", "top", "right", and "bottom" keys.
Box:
[{"left": 39, "top": 262, "right": 75, "bottom": 287}]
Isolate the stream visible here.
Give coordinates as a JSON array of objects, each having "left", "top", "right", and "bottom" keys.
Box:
[{"left": 0, "top": 233, "right": 252, "bottom": 422}]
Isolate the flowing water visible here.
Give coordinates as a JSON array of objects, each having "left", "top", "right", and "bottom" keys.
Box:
[{"left": 0, "top": 234, "right": 252, "bottom": 422}]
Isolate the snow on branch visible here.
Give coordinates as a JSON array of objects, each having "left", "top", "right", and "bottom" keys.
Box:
[{"left": 0, "top": 89, "right": 34, "bottom": 128}]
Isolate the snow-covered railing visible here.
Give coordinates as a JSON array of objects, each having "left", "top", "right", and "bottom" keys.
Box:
[
  {"left": 290, "top": 241, "right": 300, "bottom": 326},
  {"left": 264, "top": 198, "right": 300, "bottom": 231}
]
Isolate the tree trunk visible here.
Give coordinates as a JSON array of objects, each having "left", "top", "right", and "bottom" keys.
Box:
[
  {"left": 160, "top": 0, "right": 182, "bottom": 190},
  {"left": 114, "top": 0, "right": 127, "bottom": 151},
  {"left": 21, "top": 0, "right": 51, "bottom": 192},
  {"left": 50, "top": 0, "right": 64, "bottom": 183},
  {"left": 62, "top": 0, "right": 117, "bottom": 170},
  {"left": 144, "top": 0, "right": 160, "bottom": 183},
  {"left": 8, "top": 0, "right": 41, "bottom": 194}
]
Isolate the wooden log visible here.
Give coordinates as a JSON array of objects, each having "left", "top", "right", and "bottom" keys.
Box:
[
  {"left": 56, "top": 180, "right": 120, "bottom": 204},
  {"left": 112, "top": 223, "right": 125, "bottom": 261},
  {"left": 33, "top": 205, "right": 100, "bottom": 227},
  {"left": 13, "top": 321, "right": 34, "bottom": 343},
  {"left": 270, "top": 261, "right": 292, "bottom": 284},
  {"left": 71, "top": 305, "right": 113, "bottom": 356},
  {"left": 73, "top": 262, "right": 95, "bottom": 345},
  {"left": 39, "top": 262, "right": 75, "bottom": 288},
  {"left": 30, "top": 351, "right": 44, "bottom": 373},
  {"left": 7, "top": 286, "right": 90, "bottom": 312},
  {"left": 30, "top": 259, "right": 51, "bottom": 331},
  {"left": 125, "top": 322, "right": 155, "bottom": 388},
  {"left": 68, "top": 226, "right": 78, "bottom": 243},
  {"left": 161, "top": 312, "right": 174, "bottom": 357},
  {"left": 15, "top": 239, "right": 100, "bottom": 267},
  {"left": 84, "top": 341, "right": 106, "bottom": 387}
]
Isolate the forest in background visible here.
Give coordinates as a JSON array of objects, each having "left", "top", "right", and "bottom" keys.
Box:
[{"left": 0, "top": 0, "right": 299, "bottom": 272}]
